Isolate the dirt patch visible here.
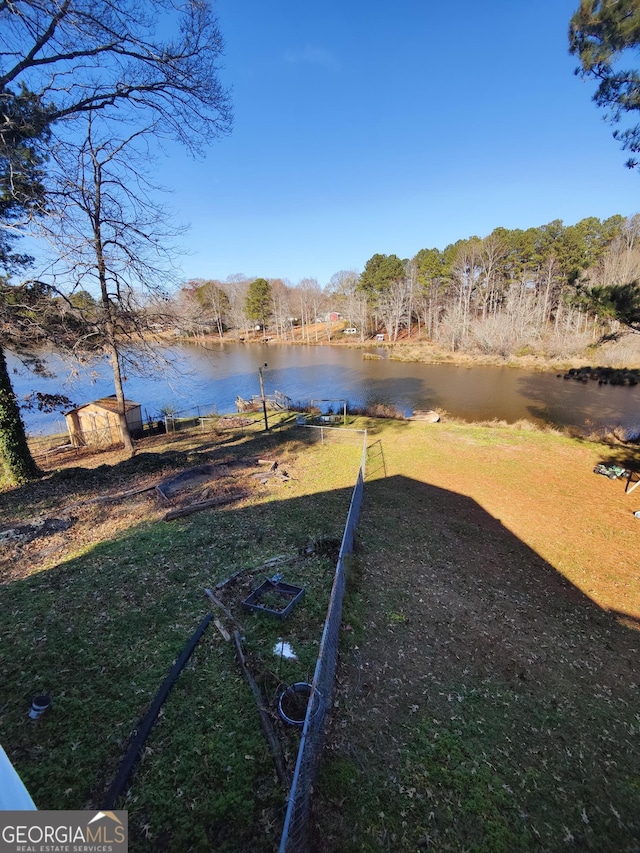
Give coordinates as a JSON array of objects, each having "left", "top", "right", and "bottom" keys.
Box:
[
  {"left": 156, "top": 461, "right": 253, "bottom": 498},
  {"left": 0, "top": 517, "right": 74, "bottom": 544},
  {"left": 0, "top": 441, "right": 275, "bottom": 583},
  {"left": 157, "top": 463, "right": 220, "bottom": 496}
]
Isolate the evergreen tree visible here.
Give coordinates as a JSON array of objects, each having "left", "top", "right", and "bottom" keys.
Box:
[
  {"left": 0, "top": 89, "right": 52, "bottom": 483},
  {"left": 358, "top": 253, "right": 405, "bottom": 299},
  {"left": 589, "top": 281, "right": 640, "bottom": 332},
  {"left": 0, "top": 279, "right": 81, "bottom": 483},
  {"left": 570, "top": 0, "right": 640, "bottom": 168},
  {"left": 245, "top": 278, "right": 272, "bottom": 335}
]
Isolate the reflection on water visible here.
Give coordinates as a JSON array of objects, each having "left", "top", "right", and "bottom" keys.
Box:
[{"left": 7, "top": 342, "right": 640, "bottom": 435}]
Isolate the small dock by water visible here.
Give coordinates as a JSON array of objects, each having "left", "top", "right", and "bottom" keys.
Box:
[{"left": 236, "top": 390, "right": 292, "bottom": 413}]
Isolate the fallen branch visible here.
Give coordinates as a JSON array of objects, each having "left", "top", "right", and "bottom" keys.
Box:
[
  {"left": 164, "top": 492, "right": 247, "bottom": 521},
  {"left": 64, "top": 484, "right": 158, "bottom": 512},
  {"left": 233, "top": 630, "right": 290, "bottom": 790},
  {"left": 113, "top": 484, "right": 158, "bottom": 499}
]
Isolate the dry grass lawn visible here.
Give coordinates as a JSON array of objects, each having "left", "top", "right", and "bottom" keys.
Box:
[
  {"left": 374, "top": 421, "right": 639, "bottom": 618},
  {"left": 314, "top": 419, "right": 639, "bottom": 851}
]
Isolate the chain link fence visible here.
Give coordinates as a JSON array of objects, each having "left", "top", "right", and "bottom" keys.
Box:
[
  {"left": 278, "top": 432, "right": 367, "bottom": 852},
  {"left": 294, "top": 422, "right": 368, "bottom": 449},
  {"left": 159, "top": 402, "right": 219, "bottom": 434}
]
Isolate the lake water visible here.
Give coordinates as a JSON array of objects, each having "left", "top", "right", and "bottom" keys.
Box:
[{"left": 7, "top": 342, "right": 640, "bottom": 436}]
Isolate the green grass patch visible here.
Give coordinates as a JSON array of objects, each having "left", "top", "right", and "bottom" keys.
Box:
[
  {"left": 318, "top": 681, "right": 639, "bottom": 852},
  {"left": 0, "top": 425, "right": 364, "bottom": 851},
  {"left": 4, "top": 415, "right": 639, "bottom": 851}
]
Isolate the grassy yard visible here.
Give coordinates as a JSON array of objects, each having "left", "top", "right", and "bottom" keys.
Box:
[
  {"left": 313, "top": 419, "right": 640, "bottom": 852},
  {"left": 1, "top": 415, "right": 639, "bottom": 852},
  {"left": 0, "top": 416, "right": 365, "bottom": 851}
]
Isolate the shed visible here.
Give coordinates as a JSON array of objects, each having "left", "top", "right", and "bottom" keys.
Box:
[{"left": 64, "top": 395, "right": 143, "bottom": 448}]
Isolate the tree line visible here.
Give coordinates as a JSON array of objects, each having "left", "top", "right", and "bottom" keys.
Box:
[{"left": 170, "top": 213, "right": 640, "bottom": 354}]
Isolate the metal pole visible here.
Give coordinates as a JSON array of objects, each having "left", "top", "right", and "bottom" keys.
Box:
[{"left": 258, "top": 364, "right": 269, "bottom": 432}]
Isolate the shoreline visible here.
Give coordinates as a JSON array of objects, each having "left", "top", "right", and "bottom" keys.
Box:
[
  {"left": 162, "top": 328, "right": 640, "bottom": 373},
  {"left": 18, "top": 332, "right": 640, "bottom": 442}
]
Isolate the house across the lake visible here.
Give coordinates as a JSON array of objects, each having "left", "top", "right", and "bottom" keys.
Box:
[
  {"left": 316, "top": 311, "right": 342, "bottom": 323},
  {"left": 64, "top": 396, "right": 143, "bottom": 448}
]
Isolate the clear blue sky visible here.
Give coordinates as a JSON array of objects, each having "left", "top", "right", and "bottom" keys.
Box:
[{"left": 164, "top": 0, "right": 640, "bottom": 287}]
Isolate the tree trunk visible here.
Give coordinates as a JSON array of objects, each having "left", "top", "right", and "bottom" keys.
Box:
[
  {"left": 0, "top": 345, "right": 41, "bottom": 484},
  {"left": 91, "top": 155, "right": 134, "bottom": 457},
  {"left": 106, "top": 339, "right": 135, "bottom": 455}
]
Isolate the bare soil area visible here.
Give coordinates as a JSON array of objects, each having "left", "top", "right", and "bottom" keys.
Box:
[{"left": 0, "top": 428, "right": 285, "bottom": 585}]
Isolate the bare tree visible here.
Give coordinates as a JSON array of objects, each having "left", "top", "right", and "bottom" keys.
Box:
[
  {"left": 327, "top": 269, "right": 366, "bottom": 339},
  {"left": 224, "top": 275, "right": 251, "bottom": 335},
  {"left": 404, "top": 258, "right": 417, "bottom": 338},
  {"left": 270, "top": 278, "right": 293, "bottom": 339},
  {"left": 170, "top": 283, "right": 208, "bottom": 339},
  {"left": 377, "top": 278, "right": 408, "bottom": 341},
  {"left": 196, "top": 279, "right": 230, "bottom": 339},
  {"left": 1, "top": 0, "right": 232, "bottom": 473},
  {"left": 450, "top": 239, "right": 481, "bottom": 348},
  {"left": 42, "top": 115, "right": 187, "bottom": 453},
  {"left": 295, "top": 278, "right": 321, "bottom": 343},
  {"left": 536, "top": 255, "right": 562, "bottom": 329},
  {"left": 307, "top": 278, "right": 324, "bottom": 342},
  {"left": 417, "top": 278, "right": 448, "bottom": 341},
  {"left": 1, "top": 0, "right": 232, "bottom": 153},
  {"left": 477, "top": 233, "right": 507, "bottom": 321}
]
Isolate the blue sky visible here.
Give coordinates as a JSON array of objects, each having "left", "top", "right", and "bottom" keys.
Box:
[{"left": 163, "top": 0, "right": 640, "bottom": 287}]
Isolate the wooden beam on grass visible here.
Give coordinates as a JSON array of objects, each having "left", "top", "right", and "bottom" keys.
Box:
[
  {"left": 213, "top": 618, "right": 231, "bottom": 642},
  {"left": 214, "top": 554, "right": 299, "bottom": 590},
  {"left": 232, "top": 630, "right": 291, "bottom": 790},
  {"left": 164, "top": 491, "right": 247, "bottom": 521},
  {"left": 204, "top": 587, "right": 243, "bottom": 631}
]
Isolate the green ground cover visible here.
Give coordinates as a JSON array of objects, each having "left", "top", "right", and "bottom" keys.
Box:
[
  {"left": 0, "top": 420, "right": 364, "bottom": 851},
  {"left": 1, "top": 416, "right": 639, "bottom": 851}
]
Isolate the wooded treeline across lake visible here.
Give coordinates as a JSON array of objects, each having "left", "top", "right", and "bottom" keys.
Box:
[
  {"left": 4, "top": 212, "right": 640, "bottom": 486},
  {"left": 175, "top": 214, "right": 640, "bottom": 358}
]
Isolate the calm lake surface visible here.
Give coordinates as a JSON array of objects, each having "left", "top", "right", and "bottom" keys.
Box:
[{"left": 8, "top": 342, "right": 640, "bottom": 436}]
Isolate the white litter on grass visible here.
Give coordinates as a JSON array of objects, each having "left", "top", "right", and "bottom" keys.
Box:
[{"left": 273, "top": 639, "right": 298, "bottom": 660}]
